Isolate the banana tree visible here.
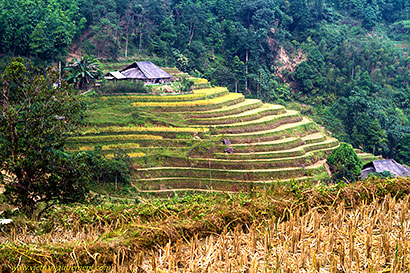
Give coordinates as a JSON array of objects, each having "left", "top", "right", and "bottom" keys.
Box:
[{"left": 64, "top": 55, "right": 102, "bottom": 89}]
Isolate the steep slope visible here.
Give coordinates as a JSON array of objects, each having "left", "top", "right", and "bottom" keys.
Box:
[{"left": 69, "top": 79, "right": 380, "bottom": 192}]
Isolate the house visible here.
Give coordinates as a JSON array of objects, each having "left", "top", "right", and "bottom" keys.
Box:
[
  {"left": 104, "top": 61, "right": 173, "bottom": 84},
  {"left": 361, "top": 159, "right": 410, "bottom": 179},
  {"left": 104, "top": 71, "right": 127, "bottom": 81}
]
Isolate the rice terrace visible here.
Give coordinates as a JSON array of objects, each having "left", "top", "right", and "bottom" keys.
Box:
[{"left": 71, "top": 75, "right": 377, "bottom": 192}]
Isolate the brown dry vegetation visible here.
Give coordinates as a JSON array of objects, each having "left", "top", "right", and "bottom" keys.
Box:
[
  {"left": 1, "top": 178, "right": 410, "bottom": 272},
  {"left": 144, "top": 195, "right": 410, "bottom": 272}
]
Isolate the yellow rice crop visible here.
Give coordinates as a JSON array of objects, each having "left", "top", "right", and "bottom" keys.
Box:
[
  {"left": 69, "top": 134, "right": 163, "bottom": 142},
  {"left": 192, "top": 78, "right": 209, "bottom": 85},
  {"left": 82, "top": 126, "right": 208, "bottom": 134},
  {"left": 132, "top": 93, "right": 243, "bottom": 107},
  {"left": 106, "top": 152, "right": 145, "bottom": 158},
  {"left": 101, "top": 87, "right": 225, "bottom": 101},
  {"left": 193, "top": 87, "right": 226, "bottom": 94},
  {"left": 73, "top": 143, "right": 141, "bottom": 151}
]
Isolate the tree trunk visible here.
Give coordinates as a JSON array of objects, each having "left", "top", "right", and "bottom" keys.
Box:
[
  {"left": 245, "top": 50, "right": 249, "bottom": 94},
  {"left": 139, "top": 30, "right": 143, "bottom": 51},
  {"left": 235, "top": 80, "right": 238, "bottom": 93},
  {"left": 189, "top": 22, "right": 195, "bottom": 45},
  {"left": 125, "top": 33, "right": 129, "bottom": 58},
  {"left": 115, "top": 173, "right": 118, "bottom": 191}
]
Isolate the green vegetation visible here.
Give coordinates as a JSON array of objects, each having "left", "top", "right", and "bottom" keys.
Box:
[
  {"left": 98, "top": 80, "right": 149, "bottom": 94},
  {"left": 0, "top": 59, "right": 88, "bottom": 216},
  {"left": 2, "top": 1, "right": 410, "bottom": 270},
  {"left": 327, "top": 143, "right": 363, "bottom": 182},
  {"left": 64, "top": 55, "right": 102, "bottom": 89},
  {"left": 1, "top": 0, "right": 410, "bottom": 161}
]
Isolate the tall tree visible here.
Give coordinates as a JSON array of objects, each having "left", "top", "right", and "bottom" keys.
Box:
[{"left": 0, "top": 58, "right": 89, "bottom": 216}]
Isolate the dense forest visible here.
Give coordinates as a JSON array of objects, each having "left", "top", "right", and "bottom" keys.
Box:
[{"left": 1, "top": 0, "right": 410, "bottom": 163}]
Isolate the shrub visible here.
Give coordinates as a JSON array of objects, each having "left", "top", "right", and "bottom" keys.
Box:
[
  {"left": 367, "top": 171, "right": 395, "bottom": 180},
  {"left": 99, "top": 81, "right": 149, "bottom": 94},
  {"left": 327, "top": 143, "right": 363, "bottom": 182}
]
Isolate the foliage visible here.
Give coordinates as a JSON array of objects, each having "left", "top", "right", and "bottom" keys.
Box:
[
  {"left": 327, "top": 143, "right": 363, "bottom": 182},
  {"left": 64, "top": 55, "right": 102, "bottom": 89},
  {"left": 367, "top": 171, "right": 395, "bottom": 179},
  {"left": 0, "top": 58, "right": 89, "bottom": 216},
  {"left": 177, "top": 78, "right": 194, "bottom": 93},
  {"left": 99, "top": 80, "right": 149, "bottom": 94},
  {"left": 1, "top": 0, "right": 410, "bottom": 165},
  {"left": 83, "top": 147, "right": 131, "bottom": 186},
  {"left": 396, "top": 134, "right": 410, "bottom": 165},
  {"left": 0, "top": 0, "right": 85, "bottom": 61}
]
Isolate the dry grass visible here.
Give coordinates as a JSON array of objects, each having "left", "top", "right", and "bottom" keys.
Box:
[
  {"left": 142, "top": 195, "right": 410, "bottom": 272},
  {"left": 2, "top": 178, "right": 410, "bottom": 272}
]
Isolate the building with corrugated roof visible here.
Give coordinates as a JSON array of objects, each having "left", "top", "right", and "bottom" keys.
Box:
[
  {"left": 104, "top": 61, "right": 173, "bottom": 84},
  {"left": 361, "top": 159, "right": 410, "bottom": 179}
]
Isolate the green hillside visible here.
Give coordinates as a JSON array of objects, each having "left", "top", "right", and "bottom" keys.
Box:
[{"left": 69, "top": 78, "right": 380, "bottom": 193}]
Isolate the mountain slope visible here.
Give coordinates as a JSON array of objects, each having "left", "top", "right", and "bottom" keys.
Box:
[{"left": 69, "top": 78, "right": 381, "bottom": 192}]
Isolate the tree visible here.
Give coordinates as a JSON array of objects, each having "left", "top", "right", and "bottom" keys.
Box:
[
  {"left": 64, "top": 55, "right": 102, "bottom": 90},
  {"left": 232, "top": 56, "right": 245, "bottom": 93},
  {"left": 29, "top": 22, "right": 53, "bottom": 59},
  {"left": 327, "top": 143, "right": 363, "bottom": 182},
  {"left": 397, "top": 134, "right": 410, "bottom": 165},
  {"left": 0, "top": 58, "right": 89, "bottom": 216}
]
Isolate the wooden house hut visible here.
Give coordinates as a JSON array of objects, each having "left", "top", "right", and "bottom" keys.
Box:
[
  {"left": 120, "top": 61, "right": 173, "bottom": 84},
  {"left": 104, "top": 71, "right": 127, "bottom": 81},
  {"left": 361, "top": 159, "right": 410, "bottom": 179}
]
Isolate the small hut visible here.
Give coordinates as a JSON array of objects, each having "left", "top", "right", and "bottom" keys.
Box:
[
  {"left": 104, "top": 61, "right": 173, "bottom": 84},
  {"left": 120, "top": 61, "right": 173, "bottom": 84},
  {"left": 361, "top": 159, "right": 410, "bottom": 179}
]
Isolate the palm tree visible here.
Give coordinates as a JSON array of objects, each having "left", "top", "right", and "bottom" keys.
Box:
[{"left": 64, "top": 55, "right": 102, "bottom": 89}]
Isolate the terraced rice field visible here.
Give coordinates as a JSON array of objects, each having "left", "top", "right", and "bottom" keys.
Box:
[{"left": 70, "top": 79, "right": 380, "bottom": 192}]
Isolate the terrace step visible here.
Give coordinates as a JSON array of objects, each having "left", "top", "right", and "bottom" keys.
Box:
[
  {"left": 133, "top": 92, "right": 245, "bottom": 111},
  {"left": 358, "top": 153, "right": 383, "bottom": 163},
  {"left": 214, "top": 139, "right": 339, "bottom": 160},
  {"left": 134, "top": 176, "right": 314, "bottom": 191},
  {"left": 185, "top": 150, "right": 330, "bottom": 169},
  {"left": 79, "top": 126, "right": 209, "bottom": 138},
  {"left": 186, "top": 99, "right": 263, "bottom": 118},
  {"left": 134, "top": 160, "right": 327, "bottom": 181},
  {"left": 216, "top": 117, "right": 318, "bottom": 143},
  {"left": 301, "top": 132, "right": 327, "bottom": 144},
  {"left": 206, "top": 110, "right": 303, "bottom": 134},
  {"left": 217, "top": 132, "right": 327, "bottom": 153},
  {"left": 99, "top": 87, "right": 228, "bottom": 102},
  {"left": 188, "top": 104, "right": 286, "bottom": 125}
]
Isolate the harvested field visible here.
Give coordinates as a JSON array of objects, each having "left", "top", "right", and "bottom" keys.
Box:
[{"left": 142, "top": 195, "right": 410, "bottom": 272}]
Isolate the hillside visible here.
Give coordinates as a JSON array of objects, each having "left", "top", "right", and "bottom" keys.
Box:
[
  {"left": 68, "top": 78, "right": 380, "bottom": 193},
  {"left": 1, "top": 0, "right": 410, "bottom": 165}
]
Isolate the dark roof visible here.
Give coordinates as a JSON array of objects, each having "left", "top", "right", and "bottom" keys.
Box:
[
  {"left": 361, "top": 159, "right": 410, "bottom": 179},
  {"left": 104, "top": 71, "right": 126, "bottom": 80},
  {"left": 120, "top": 61, "right": 173, "bottom": 80}
]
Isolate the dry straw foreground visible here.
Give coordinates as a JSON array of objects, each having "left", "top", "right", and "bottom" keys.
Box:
[
  {"left": 1, "top": 179, "right": 410, "bottom": 272},
  {"left": 140, "top": 195, "right": 410, "bottom": 272}
]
